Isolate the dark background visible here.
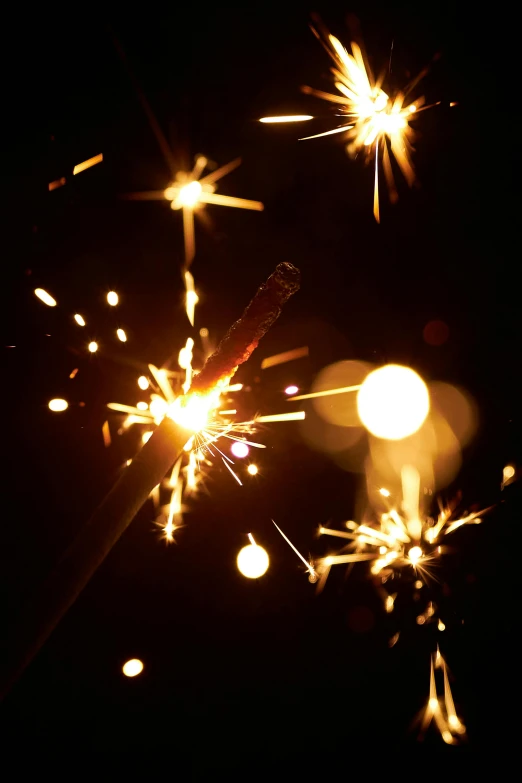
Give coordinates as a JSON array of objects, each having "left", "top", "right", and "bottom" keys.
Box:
[{"left": 1, "top": 3, "right": 519, "bottom": 772}]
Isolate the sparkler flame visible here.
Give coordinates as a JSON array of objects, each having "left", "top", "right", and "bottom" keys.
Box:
[{"left": 301, "top": 26, "right": 434, "bottom": 222}]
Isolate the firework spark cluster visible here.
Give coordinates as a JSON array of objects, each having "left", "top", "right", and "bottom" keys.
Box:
[{"left": 29, "top": 14, "right": 511, "bottom": 746}]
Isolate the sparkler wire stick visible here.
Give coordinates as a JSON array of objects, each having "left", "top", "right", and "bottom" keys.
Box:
[{"left": 0, "top": 262, "right": 301, "bottom": 699}]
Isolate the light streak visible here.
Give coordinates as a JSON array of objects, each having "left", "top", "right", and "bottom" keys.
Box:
[
  {"left": 259, "top": 115, "right": 313, "bottom": 123},
  {"left": 272, "top": 520, "right": 317, "bottom": 580},
  {"left": 73, "top": 153, "right": 103, "bottom": 176},
  {"left": 34, "top": 288, "right": 57, "bottom": 307},
  {"left": 301, "top": 26, "right": 434, "bottom": 221},
  {"left": 102, "top": 420, "right": 111, "bottom": 447},
  {"left": 48, "top": 177, "right": 67, "bottom": 191},
  {"left": 288, "top": 384, "right": 361, "bottom": 401},
  {"left": 261, "top": 346, "right": 309, "bottom": 369},
  {"left": 255, "top": 411, "right": 305, "bottom": 423},
  {"left": 222, "top": 458, "right": 243, "bottom": 486},
  {"left": 69, "top": 368, "right": 79, "bottom": 379},
  {"left": 73, "top": 314, "right": 86, "bottom": 326},
  {"left": 184, "top": 271, "right": 198, "bottom": 326}
]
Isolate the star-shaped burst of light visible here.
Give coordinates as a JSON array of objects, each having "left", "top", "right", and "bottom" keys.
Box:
[{"left": 162, "top": 156, "right": 264, "bottom": 267}]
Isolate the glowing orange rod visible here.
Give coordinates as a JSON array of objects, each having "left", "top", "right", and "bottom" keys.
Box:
[
  {"left": 254, "top": 412, "right": 305, "bottom": 423},
  {"left": 259, "top": 115, "right": 313, "bottom": 123},
  {"left": 183, "top": 207, "right": 196, "bottom": 267},
  {"left": 288, "top": 384, "right": 361, "bottom": 401},
  {"left": 272, "top": 520, "right": 317, "bottom": 579},
  {"left": 198, "top": 192, "right": 264, "bottom": 211},
  {"left": 299, "top": 125, "right": 354, "bottom": 141},
  {"left": 260, "top": 346, "right": 309, "bottom": 369},
  {"left": 73, "top": 153, "right": 103, "bottom": 176}
]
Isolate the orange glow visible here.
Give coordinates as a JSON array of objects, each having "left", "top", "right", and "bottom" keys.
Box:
[
  {"left": 34, "top": 288, "right": 57, "bottom": 307},
  {"left": 73, "top": 153, "right": 103, "bottom": 176},
  {"left": 261, "top": 346, "right": 309, "bottom": 370},
  {"left": 48, "top": 177, "right": 66, "bottom": 191}
]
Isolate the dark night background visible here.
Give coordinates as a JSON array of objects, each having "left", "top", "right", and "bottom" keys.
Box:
[{"left": 1, "top": 3, "right": 520, "bottom": 773}]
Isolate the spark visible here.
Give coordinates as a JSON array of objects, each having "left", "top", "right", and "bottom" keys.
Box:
[
  {"left": 138, "top": 376, "right": 150, "bottom": 390},
  {"left": 73, "top": 314, "right": 86, "bottom": 326},
  {"left": 260, "top": 346, "right": 309, "bottom": 369},
  {"left": 88, "top": 341, "right": 98, "bottom": 353},
  {"left": 419, "top": 651, "right": 466, "bottom": 744},
  {"left": 161, "top": 157, "right": 263, "bottom": 266},
  {"left": 48, "top": 399, "right": 68, "bottom": 412},
  {"left": 247, "top": 464, "right": 258, "bottom": 476},
  {"left": 136, "top": 402, "right": 148, "bottom": 411},
  {"left": 107, "top": 291, "right": 119, "bottom": 306},
  {"left": 73, "top": 153, "right": 103, "bottom": 176},
  {"left": 284, "top": 385, "right": 299, "bottom": 395},
  {"left": 34, "top": 288, "right": 57, "bottom": 307},
  {"left": 116, "top": 328, "right": 127, "bottom": 342},
  {"left": 302, "top": 27, "right": 434, "bottom": 221},
  {"left": 259, "top": 115, "right": 313, "bottom": 123},
  {"left": 184, "top": 271, "right": 198, "bottom": 327},
  {"left": 222, "top": 458, "right": 243, "bottom": 486},
  {"left": 231, "top": 441, "right": 249, "bottom": 458},
  {"left": 69, "top": 368, "right": 79, "bottom": 379},
  {"left": 272, "top": 519, "right": 317, "bottom": 580}
]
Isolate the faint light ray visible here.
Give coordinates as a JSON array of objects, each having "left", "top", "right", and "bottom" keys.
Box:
[
  {"left": 148, "top": 364, "right": 176, "bottom": 403},
  {"left": 198, "top": 191, "right": 264, "bottom": 211},
  {"left": 107, "top": 402, "right": 154, "bottom": 417},
  {"left": 73, "top": 153, "right": 103, "bottom": 176},
  {"left": 289, "top": 384, "right": 361, "bottom": 401},
  {"left": 182, "top": 207, "right": 196, "bottom": 267},
  {"left": 218, "top": 409, "right": 237, "bottom": 415},
  {"left": 184, "top": 271, "right": 198, "bottom": 325},
  {"left": 261, "top": 346, "right": 309, "bottom": 369},
  {"left": 222, "top": 457, "right": 243, "bottom": 485},
  {"left": 102, "top": 420, "right": 111, "bottom": 447},
  {"left": 199, "top": 157, "right": 242, "bottom": 185},
  {"left": 259, "top": 115, "right": 313, "bottom": 123},
  {"left": 48, "top": 177, "right": 67, "bottom": 191},
  {"left": 272, "top": 519, "right": 317, "bottom": 579},
  {"left": 299, "top": 124, "right": 354, "bottom": 140},
  {"left": 191, "top": 155, "right": 208, "bottom": 180},
  {"left": 254, "top": 411, "right": 305, "bottom": 423}
]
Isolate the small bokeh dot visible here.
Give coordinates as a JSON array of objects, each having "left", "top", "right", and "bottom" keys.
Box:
[{"left": 423, "top": 320, "right": 450, "bottom": 346}]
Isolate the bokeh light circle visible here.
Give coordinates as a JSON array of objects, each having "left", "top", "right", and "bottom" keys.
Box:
[
  {"left": 237, "top": 544, "right": 269, "bottom": 578},
  {"left": 357, "top": 364, "right": 430, "bottom": 440},
  {"left": 122, "top": 658, "right": 144, "bottom": 677},
  {"left": 231, "top": 441, "right": 249, "bottom": 459}
]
